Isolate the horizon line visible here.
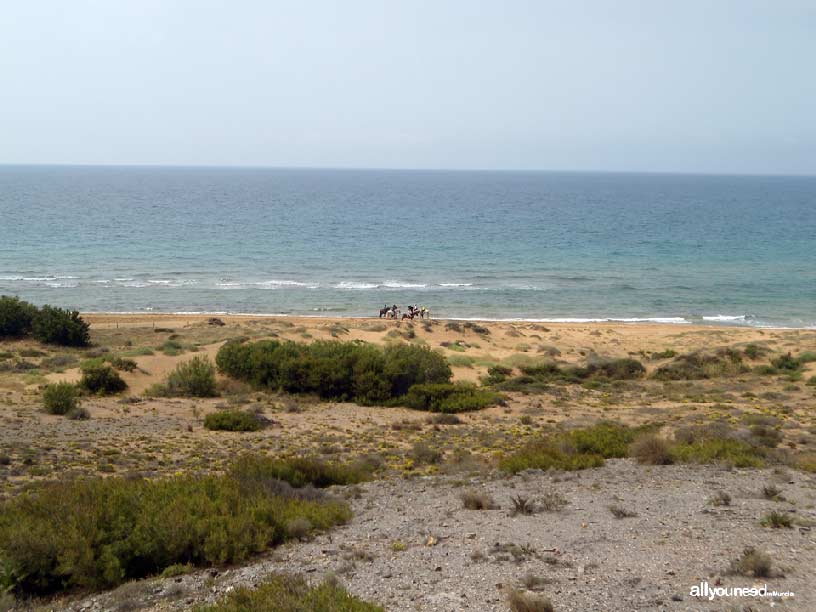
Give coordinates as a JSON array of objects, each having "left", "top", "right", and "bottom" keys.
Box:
[{"left": 0, "top": 162, "right": 814, "bottom": 179}]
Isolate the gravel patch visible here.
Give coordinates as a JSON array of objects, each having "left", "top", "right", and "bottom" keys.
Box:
[{"left": 48, "top": 460, "right": 816, "bottom": 611}]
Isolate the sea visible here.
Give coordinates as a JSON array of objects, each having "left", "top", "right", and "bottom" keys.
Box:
[{"left": 1, "top": 165, "right": 814, "bottom": 328}]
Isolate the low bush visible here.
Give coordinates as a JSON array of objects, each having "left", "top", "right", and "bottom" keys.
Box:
[
  {"left": 484, "top": 364, "right": 513, "bottom": 384},
  {"left": 609, "top": 504, "right": 638, "bottom": 519},
  {"left": 462, "top": 321, "right": 490, "bottom": 334},
  {"left": 743, "top": 344, "right": 766, "bottom": 359},
  {"left": 228, "top": 454, "right": 375, "bottom": 488},
  {"left": 653, "top": 349, "right": 747, "bottom": 380},
  {"left": 630, "top": 434, "right": 673, "bottom": 465},
  {"left": 494, "top": 375, "right": 551, "bottom": 394},
  {"left": 428, "top": 412, "right": 462, "bottom": 425},
  {"left": 728, "top": 547, "right": 773, "bottom": 578},
  {"left": 771, "top": 352, "right": 801, "bottom": 371},
  {"left": 501, "top": 422, "right": 640, "bottom": 474},
  {"left": 161, "top": 339, "right": 184, "bottom": 356},
  {"left": 564, "top": 422, "right": 635, "bottom": 458},
  {"left": 31, "top": 305, "right": 90, "bottom": 347},
  {"left": 670, "top": 438, "right": 765, "bottom": 468},
  {"left": 760, "top": 511, "right": 792, "bottom": 529},
  {"left": 42, "top": 382, "right": 79, "bottom": 415},
  {"left": 107, "top": 356, "right": 138, "bottom": 372},
  {"left": 749, "top": 424, "right": 782, "bottom": 448},
  {"left": 0, "top": 469, "right": 351, "bottom": 595},
  {"left": 498, "top": 358, "right": 644, "bottom": 389},
  {"left": 507, "top": 588, "right": 555, "bottom": 612},
  {"left": 409, "top": 441, "right": 443, "bottom": 465},
  {"left": 402, "top": 383, "right": 502, "bottom": 413},
  {"left": 0, "top": 296, "right": 38, "bottom": 337},
  {"left": 204, "top": 410, "right": 264, "bottom": 432},
  {"left": 709, "top": 490, "right": 731, "bottom": 506},
  {"left": 79, "top": 361, "right": 127, "bottom": 395},
  {"left": 66, "top": 406, "right": 90, "bottom": 420},
  {"left": 460, "top": 490, "right": 498, "bottom": 510},
  {"left": 162, "top": 356, "right": 217, "bottom": 397},
  {"left": 216, "top": 339, "right": 452, "bottom": 406},
  {"left": 195, "top": 574, "right": 384, "bottom": 612},
  {"left": 502, "top": 422, "right": 768, "bottom": 473},
  {"left": 500, "top": 439, "right": 605, "bottom": 474}
]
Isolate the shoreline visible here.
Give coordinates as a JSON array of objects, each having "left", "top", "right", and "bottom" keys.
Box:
[{"left": 79, "top": 311, "right": 816, "bottom": 331}]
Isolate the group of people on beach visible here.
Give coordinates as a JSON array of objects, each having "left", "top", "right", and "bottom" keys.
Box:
[{"left": 378, "top": 304, "right": 429, "bottom": 320}]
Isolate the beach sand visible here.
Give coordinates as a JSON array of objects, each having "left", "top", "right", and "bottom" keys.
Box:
[{"left": 0, "top": 312, "right": 813, "bottom": 490}]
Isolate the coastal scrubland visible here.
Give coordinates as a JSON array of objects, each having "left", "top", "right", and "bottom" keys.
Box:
[{"left": 1, "top": 306, "right": 815, "bottom": 610}]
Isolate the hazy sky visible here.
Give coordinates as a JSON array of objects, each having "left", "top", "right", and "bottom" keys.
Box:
[{"left": 1, "top": 1, "right": 814, "bottom": 173}]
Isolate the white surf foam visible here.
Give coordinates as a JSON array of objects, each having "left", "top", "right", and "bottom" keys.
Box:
[
  {"left": 333, "top": 281, "right": 378, "bottom": 290},
  {"left": 702, "top": 314, "right": 751, "bottom": 322},
  {"left": 382, "top": 280, "right": 427, "bottom": 288}
]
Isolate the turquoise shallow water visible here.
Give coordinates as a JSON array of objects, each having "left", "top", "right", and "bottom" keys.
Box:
[{"left": 1, "top": 166, "right": 814, "bottom": 327}]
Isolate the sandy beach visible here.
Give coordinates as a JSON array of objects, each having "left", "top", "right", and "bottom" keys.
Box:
[{"left": 2, "top": 313, "right": 814, "bottom": 489}]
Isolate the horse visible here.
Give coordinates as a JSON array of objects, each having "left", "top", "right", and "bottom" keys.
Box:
[
  {"left": 378, "top": 307, "right": 390, "bottom": 318},
  {"left": 401, "top": 312, "right": 414, "bottom": 320}
]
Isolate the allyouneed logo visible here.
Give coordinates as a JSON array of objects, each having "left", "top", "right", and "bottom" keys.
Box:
[{"left": 689, "top": 581, "right": 794, "bottom": 601}]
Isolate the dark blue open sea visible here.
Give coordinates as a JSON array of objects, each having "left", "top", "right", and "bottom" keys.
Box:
[{"left": 1, "top": 166, "right": 814, "bottom": 327}]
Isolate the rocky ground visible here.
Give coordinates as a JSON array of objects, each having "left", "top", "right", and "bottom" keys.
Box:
[{"left": 46, "top": 460, "right": 815, "bottom": 612}]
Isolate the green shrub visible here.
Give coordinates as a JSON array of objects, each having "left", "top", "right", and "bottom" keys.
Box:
[
  {"left": 484, "top": 364, "right": 513, "bottom": 384},
  {"left": 31, "top": 306, "right": 90, "bottom": 347},
  {"left": 161, "top": 339, "right": 184, "bottom": 356},
  {"left": 653, "top": 350, "right": 747, "bottom": 380},
  {"left": 651, "top": 349, "right": 677, "bottom": 359},
  {"left": 42, "top": 382, "right": 79, "bottom": 415},
  {"left": 107, "top": 356, "right": 138, "bottom": 372},
  {"left": 572, "top": 358, "right": 645, "bottom": 381},
  {"left": 402, "top": 383, "right": 501, "bottom": 413},
  {"left": 500, "top": 439, "right": 605, "bottom": 473},
  {"left": 216, "top": 340, "right": 451, "bottom": 405},
  {"left": 499, "top": 423, "right": 634, "bottom": 473},
  {"left": 382, "top": 343, "right": 451, "bottom": 396},
  {"left": 509, "top": 358, "right": 644, "bottom": 386},
  {"left": 670, "top": 438, "right": 765, "bottom": 468},
  {"left": 228, "top": 455, "right": 375, "bottom": 488},
  {"left": 749, "top": 424, "right": 782, "bottom": 448},
  {"left": 0, "top": 296, "right": 38, "bottom": 337},
  {"left": 196, "top": 574, "right": 383, "bottom": 612},
  {"left": 760, "top": 511, "right": 792, "bottom": 529},
  {"left": 518, "top": 362, "right": 561, "bottom": 378},
  {"left": 0, "top": 470, "right": 350, "bottom": 595},
  {"left": 204, "top": 410, "right": 263, "bottom": 432},
  {"left": 771, "top": 352, "right": 801, "bottom": 371},
  {"left": 79, "top": 362, "right": 127, "bottom": 395},
  {"left": 161, "top": 356, "right": 217, "bottom": 397},
  {"left": 494, "top": 374, "right": 551, "bottom": 394},
  {"left": 743, "top": 344, "right": 765, "bottom": 359},
  {"left": 564, "top": 422, "right": 635, "bottom": 458}
]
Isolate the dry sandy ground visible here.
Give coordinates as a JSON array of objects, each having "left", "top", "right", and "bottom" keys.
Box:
[
  {"left": 2, "top": 314, "right": 814, "bottom": 493},
  {"left": 2, "top": 315, "right": 816, "bottom": 610}
]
